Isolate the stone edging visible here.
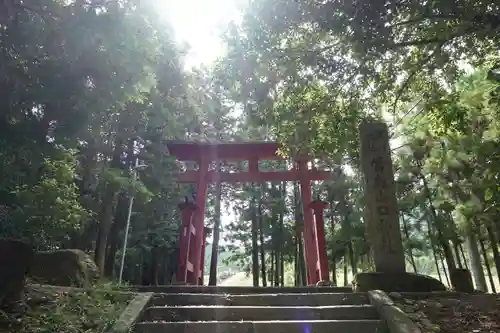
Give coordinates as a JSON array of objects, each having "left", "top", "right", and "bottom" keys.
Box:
[
  {"left": 368, "top": 290, "right": 422, "bottom": 333},
  {"left": 28, "top": 283, "right": 138, "bottom": 296},
  {"left": 106, "top": 292, "right": 153, "bottom": 333}
]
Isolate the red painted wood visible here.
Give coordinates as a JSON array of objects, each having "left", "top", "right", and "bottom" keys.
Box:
[
  {"left": 176, "top": 201, "right": 197, "bottom": 283},
  {"left": 175, "top": 170, "right": 330, "bottom": 183},
  {"left": 297, "top": 160, "right": 318, "bottom": 285},
  {"left": 199, "top": 227, "right": 211, "bottom": 285},
  {"left": 189, "top": 158, "right": 209, "bottom": 285},
  {"left": 170, "top": 141, "right": 331, "bottom": 286},
  {"left": 166, "top": 141, "right": 282, "bottom": 161},
  {"left": 249, "top": 157, "right": 259, "bottom": 172},
  {"left": 309, "top": 201, "right": 330, "bottom": 282}
]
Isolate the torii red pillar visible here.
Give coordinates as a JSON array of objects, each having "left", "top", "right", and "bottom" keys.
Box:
[
  {"left": 309, "top": 200, "right": 329, "bottom": 282},
  {"left": 190, "top": 157, "right": 209, "bottom": 285},
  {"left": 168, "top": 141, "right": 333, "bottom": 286},
  {"left": 297, "top": 159, "right": 319, "bottom": 285},
  {"left": 177, "top": 200, "right": 197, "bottom": 283}
]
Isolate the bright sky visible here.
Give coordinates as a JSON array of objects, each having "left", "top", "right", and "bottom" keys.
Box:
[
  {"left": 151, "top": 0, "right": 406, "bottom": 251},
  {"left": 154, "top": 0, "right": 244, "bottom": 246},
  {"left": 154, "top": 0, "right": 244, "bottom": 67}
]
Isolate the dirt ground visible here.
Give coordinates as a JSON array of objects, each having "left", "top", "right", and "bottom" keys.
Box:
[{"left": 390, "top": 292, "right": 500, "bottom": 333}]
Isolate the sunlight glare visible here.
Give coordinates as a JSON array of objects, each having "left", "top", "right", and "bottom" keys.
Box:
[{"left": 153, "top": 0, "right": 243, "bottom": 68}]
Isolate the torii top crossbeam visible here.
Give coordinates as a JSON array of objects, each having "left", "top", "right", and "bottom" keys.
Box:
[
  {"left": 166, "top": 140, "right": 331, "bottom": 183},
  {"left": 166, "top": 141, "right": 282, "bottom": 161},
  {"left": 168, "top": 140, "right": 331, "bottom": 286}
]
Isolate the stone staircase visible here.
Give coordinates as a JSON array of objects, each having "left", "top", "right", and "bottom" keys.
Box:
[{"left": 134, "top": 286, "right": 386, "bottom": 333}]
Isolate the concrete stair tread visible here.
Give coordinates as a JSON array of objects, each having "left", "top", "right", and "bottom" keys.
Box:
[
  {"left": 143, "top": 304, "right": 378, "bottom": 321},
  {"left": 137, "top": 286, "right": 353, "bottom": 294},
  {"left": 149, "top": 292, "right": 369, "bottom": 306},
  {"left": 148, "top": 305, "right": 374, "bottom": 308},
  {"left": 135, "top": 320, "right": 383, "bottom": 333},
  {"left": 143, "top": 305, "right": 379, "bottom": 322},
  {"left": 134, "top": 288, "right": 383, "bottom": 333},
  {"left": 140, "top": 319, "right": 382, "bottom": 323},
  {"left": 150, "top": 292, "right": 364, "bottom": 297}
]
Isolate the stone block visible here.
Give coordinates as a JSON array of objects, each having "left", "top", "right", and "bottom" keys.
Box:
[
  {"left": 354, "top": 272, "right": 446, "bottom": 292},
  {"left": 0, "top": 239, "right": 34, "bottom": 313},
  {"left": 29, "top": 249, "right": 99, "bottom": 287}
]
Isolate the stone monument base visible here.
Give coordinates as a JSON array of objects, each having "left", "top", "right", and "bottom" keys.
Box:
[{"left": 353, "top": 272, "right": 446, "bottom": 292}]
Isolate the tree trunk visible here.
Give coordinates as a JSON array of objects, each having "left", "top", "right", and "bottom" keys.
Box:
[
  {"left": 465, "top": 223, "right": 487, "bottom": 291},
  {"left": 294, "top": 182, "right": 306, "bottom": 286},
  {"left": 453, "top": 241, "right": 464, "bottom": 269},
  {"left": 272, "top": 183, "right": 280, "bottom": 287},
  {"left": 94, "top": 138, "right": 124, "bottom": 273},
  {"left": 280, "top": 248, "right": 285, "bottom": 286},
  {"left": 272, "top": 246, "right": 278, "bottom": 286},
  {"left": 329, "top": 211, "right": 338, "bottom": 286},
  {"left": 251, "top": 188, "right": 259, "bottom": 287},
  {"left": 94, "top": 186, "right": 120, "bottom": 273},
  {"left": 270, "top": 249, "right": 275, "bottom": 286},
  {"left": 209, "top": 179, "right": 222, "bottom": 286},
  {"left": 141, "top": 252, "right": 151, "bottom": 286},
  {"left": 449, "top": 213, "right": 464, "bottom": 269},
  {"left": 150, "top": 245, "right": 160, "bottom": 286},
  {"left": 495, "top": 220, "right": 500, "bottom": 249},
  {"left": 343, "top": 254, "right": 348, "bottom": 286},
  {"left": 279, "top": 181, "right": 286, "bottom": 287},
  {"left": 165, "top": 247, "right": 179, "bottom": 285},
  {"left": 104, "top": 229, "right": 119, "bottom": 278},
  {"left": 294, "top": 234, "right": 299, "bottom": 286},
  {"left": 343, "top": 211, "right": 357, "bottom": 276},
  {"left": 104, "top": 194, "right": 128, "bottom": 277},
  {"left": 77, "top": 221, "right": 99, "bottom": 251},
  {"left": 331, "top": 254, "right": 337, "bottom": 286},
  {"left": 157, "top": 246, "right": 167, "bottom": 285},
  {"left": 401, "top": 213, "right": 418, "bottom": 273},
  {"left": 427, "top": 222, "right": 443, "bottom": 283},
  {"left": 258, "top": 185, "right": 267, "bottom": 287},
  {"left": 486, "top": 223, "right": 500, "bottom": 282},
  {"left": 459, "top": 243, "right": 469, "bottom": 270},
  {"left": 297, "top": 237, "right": 306, "bottom": 286},
  {"left": 439, "top": 250, "right": 451, "bottom": 287},
  {"left": 347, "top": 240, "right": 357, "bottom": 276},
  {"left": 134, "top": 252, "right": 143, "bottom": 285},
  {"left": 479, "top": 236, "right": 495, "bottom": 293},
  {"left": 421, "top": 174, "right": 456, "bottom": 272}
]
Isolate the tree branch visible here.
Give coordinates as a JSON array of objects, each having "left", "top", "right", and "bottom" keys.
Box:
[
  {"left": 391, "top": 44, "right": 442, "bottom": 115},
  {"left": 391, "top": 15, "right": 459, "bottom": 27},
  {"left": 391, "top": 38, "right": 447, "bottom": 48}
]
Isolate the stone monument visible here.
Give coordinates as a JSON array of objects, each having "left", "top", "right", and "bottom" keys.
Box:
[
  {"left": 355, "top": 121, "right": 446, "bottom": 292},
  {"left": 360, "top": 120, "right": 405, "bottom": 272}
]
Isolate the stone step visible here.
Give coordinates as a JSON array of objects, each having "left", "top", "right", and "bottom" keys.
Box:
[
  {"left": 135, "top": 320, "right": 384, "bottom": 333},
  {"left": 149, "top": 292, "right": 369, "bottom": 307},
  {"left": 142, "top": 305, "right": 379, "bottom": 322},
  {"left": 135, "top": 285, "right": 352, "bottom": 294}
]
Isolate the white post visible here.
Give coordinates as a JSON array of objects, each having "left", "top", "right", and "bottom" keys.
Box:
[{"left": 118, "top": 159, "right": 139, "bottom": 284}]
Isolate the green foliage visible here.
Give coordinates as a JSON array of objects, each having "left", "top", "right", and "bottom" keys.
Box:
[
  {"left": 216, "top": 0, "right": 500, "bottom": 285},
  {"left": 0, "top": 0, "right": 204, "bottom": 278},
  {"left": 0, "top": 0, "right": 498, "bottom": 290},
  {"left": 1, "top": 148, "right": 88, "bottom": 249},
  {"left": 12, "top": 283, "right": 131, "bottom": 333}
]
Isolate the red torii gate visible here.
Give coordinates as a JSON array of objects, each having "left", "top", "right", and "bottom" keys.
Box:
[{"left": 167, "top": 141, "right": 331, "bottom": 285}]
